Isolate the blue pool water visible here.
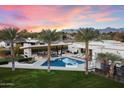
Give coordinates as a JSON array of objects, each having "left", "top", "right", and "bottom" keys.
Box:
[{"left": 41, "top": 57, "right": 85, "bottom": 67}]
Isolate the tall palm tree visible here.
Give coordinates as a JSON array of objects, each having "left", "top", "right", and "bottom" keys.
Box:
[
  {"left": 2, "top": 27, "right": 20, "bottom": 71},
  {"left": 14, "top": 44, "right": 22, "bottom": 57},
  {"left": 75, "top": 28, "right": 99, "bottom": 75},
  {"left": 38, "top": 29, "right": 59, "bottom": 72}
]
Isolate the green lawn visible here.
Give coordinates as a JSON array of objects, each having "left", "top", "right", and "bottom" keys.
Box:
[{"left": 0, "top": 68, "right": 124, "bottom": 88}]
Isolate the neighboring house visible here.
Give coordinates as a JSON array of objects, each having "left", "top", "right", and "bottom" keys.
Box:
[
  {"left": 0, "top": 40, "right": 14, "bottom": 48},
  {"left": 22, "top": 38, "right": 44, "bottom": 57},
  {"left": 0, "top": 38, "right": 43, "bottom": 48},
  {"left": 68, "top": 40, "right": 124, "bottom": 60},
  {"left": 0, "top": 37, "right": 44, "bottom": 57},
  {"left": 68, "top": 40, "right": 124, "bottom": 69},
  {"left": 0, "top": 40, "right": 13, "bottom": 48},
  {"left": 0, "top": 41, "right": 6, "bottom": 48}
]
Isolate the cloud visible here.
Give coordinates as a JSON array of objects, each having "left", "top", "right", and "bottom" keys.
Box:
[
  {"left": 25, "top": 24, "right": 71, "bottom": 32},
  {"left": 0, "top": 23, "right": 18, "bottom": 29},
  {"left": 88, "top": 12, "right": 110, "bottom": 19},
  {"left": 86, "top": 10, "right": 119, "bottom": 22},
  {"left": 0, "top": 5, "right": 122, "bottom": 31},
  {"left": 96, "top": 17, "right": 119, "bottom": 22}
]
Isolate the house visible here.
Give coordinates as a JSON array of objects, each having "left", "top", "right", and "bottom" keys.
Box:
[
  {"left": 0, "top": 41, "right": 6, "bottom": 48},
  {"left": 0, "top": 37, "right": 43, "bottom": 48},
  {"left": 68, "top": 40, "right": 124, "bottom": 65}
]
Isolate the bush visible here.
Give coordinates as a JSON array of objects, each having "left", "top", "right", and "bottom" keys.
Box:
[
  {"left": 0, "top": 59, "right": 9, "bottom": 65},
  {"left": 15, "top": 55, "right": 24, "bottom": 59},
  {"left": 17, "top": 57, "right": 32, "bottom": 62},
  {"left": 0, "top": 57, "right": 33, "bottom": 65}
]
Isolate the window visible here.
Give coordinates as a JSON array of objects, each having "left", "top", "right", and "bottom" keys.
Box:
[{"left": 7, "top": 43, "right": 10, "bottom": 46}]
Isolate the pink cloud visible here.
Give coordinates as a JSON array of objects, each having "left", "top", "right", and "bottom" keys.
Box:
[
  {"left": 0, "top": 23, "right": 18, "bottom": 29},
  {"left": 0, "top": 6, "right": 16, "bottom": 11},
  {"left": 18, "top": 6, "right": 92, "bottom": 25},
  {"left": 86, "top": 11, "right": 119, "bottom": 22},
  {"left": 1, "top": 6, "right": 92, "bottom": 29},
  {"left": 88, "top": 12, "right": 110, "bottom": 19},
  {"left": 0, "top": 6, "right": 121, "bottom": 31},
  {"left": 96, "top": 17, "right": 119, "bottom": 22},
  {"left": 25, "top": 24, "right": 71, "bottom": 32},
  {"left": 49, "top": 6, "right": 91, "bottom": 24}
]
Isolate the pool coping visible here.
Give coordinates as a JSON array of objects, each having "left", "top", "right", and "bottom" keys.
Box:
[{"left": 0, "top": 54, "right": 97, "bottom": 71}]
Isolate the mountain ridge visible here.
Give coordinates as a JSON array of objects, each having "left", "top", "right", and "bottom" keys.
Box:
[{"left": 60, "top": 27, "right": 124, "bottom": 33}]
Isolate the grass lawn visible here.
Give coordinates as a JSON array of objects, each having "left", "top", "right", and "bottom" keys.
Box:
[{"left": 0, "top": 68, "right": 124, "bottom": 88}]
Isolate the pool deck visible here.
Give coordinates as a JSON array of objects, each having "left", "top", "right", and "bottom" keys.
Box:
[{"left": 0, "top": 54, "right": 100, "bottom": 71}]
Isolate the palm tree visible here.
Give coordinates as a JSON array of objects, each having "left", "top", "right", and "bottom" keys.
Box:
[
  {"left": 38, "top": 29, "right": 59, "bottom": 72},
  {"left": 106, "top": 52, "right": 122, "bottom": 78},
  {"left": 96, "top": 53, "right": 108, "bottom": 63},
  {"left": 75, "top": 28, "right": 99, "bottom": 75},
  {"left": 14, "top": 44, "right": 22, "bottom": 57},
  {"left": 2, "top": 27, "right": 20, "bottom": 71},
  {"left": 96, "top": 53, "right": 110, "bottom": 75},
  {"left": 96, "top": 52, "right": 122, "bottom": 77}
]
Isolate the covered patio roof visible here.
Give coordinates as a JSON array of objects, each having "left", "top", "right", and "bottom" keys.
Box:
[{"left": 20, "top": 42, "right": 72, "bottom": 49}]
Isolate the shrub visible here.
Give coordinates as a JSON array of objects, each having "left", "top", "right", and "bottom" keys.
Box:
[
  {"left": 17, "top": 57, "right": 32, "bottom": 62},
  {"left": 0, "top": 57, "right": 33, "bottom": 65},
  {"left": 0, "top": 59, "right": 9, "bottom": 65}
]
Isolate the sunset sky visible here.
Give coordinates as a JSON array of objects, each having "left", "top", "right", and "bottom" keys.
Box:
[{"left": 0, "top": 5, "right": 124, "bottom": 32}]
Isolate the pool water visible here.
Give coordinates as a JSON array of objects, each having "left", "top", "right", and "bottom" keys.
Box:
[{"left": 41, "top": 57, "right": 85, "bottom": 67}]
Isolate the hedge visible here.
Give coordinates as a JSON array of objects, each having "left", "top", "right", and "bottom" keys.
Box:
[
  {"left": 17, "top": 57, "right": 32, "bottom": 62},
  {"left": 0, "top": 59, "right": 10, "bottom": 65},
  {"left": 0, "top": 57, "right": 33, "bottom": 65}
]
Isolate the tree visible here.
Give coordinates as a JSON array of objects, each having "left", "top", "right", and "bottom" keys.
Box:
[
  {"left": 75, "top": 28, "right": 100, "bottom": 75},
  {"left": 14, "top": 44, "right": 22, "bottom": 57},
  {"left": 0, "top": 31, "right": 4, "bottom": 40},
  {"left": 18, "top": 29, "right": 39, "bottom": 38},
  {"left": 96, "top": 53, "right": 110, "bottom": 75},
  {"left": 120, "top": 33, "right": 124, "bottom": 42},
  {"left": 96, "top": 52, "right": 122, "bottom": 78},
  {"left": 38, "top": 29, "right": 59, "bottom": 72},
  {"left": 96, "top": 53, "right": 108, "bottom": 63},
  {"left": 2, "top": 27, "right": 20, "bottom": 71},
  {"left": 106, "top": 52, "right": 122, "bottom": 78},
  {"left": 18, "top": 29, "right": 31, "bottom": 38}
]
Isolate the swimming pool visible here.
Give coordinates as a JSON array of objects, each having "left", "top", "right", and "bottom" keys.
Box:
[{"left": 41, "top": 57, "right": 85, "bottom": 67}]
